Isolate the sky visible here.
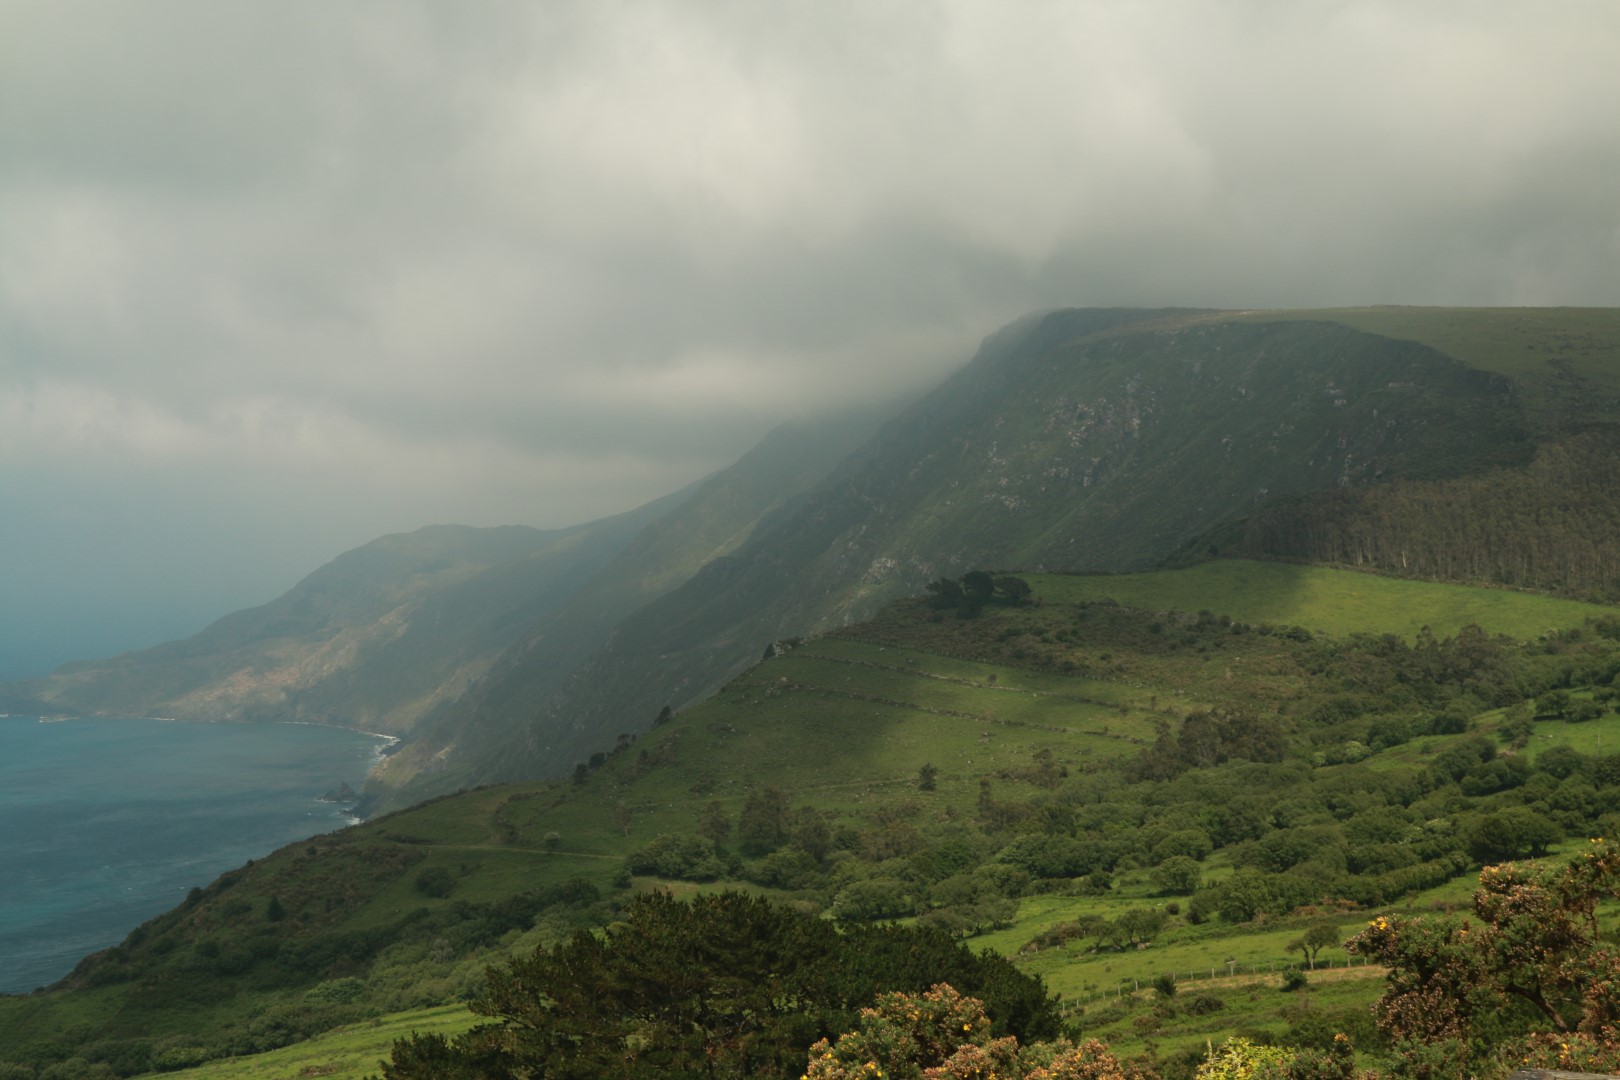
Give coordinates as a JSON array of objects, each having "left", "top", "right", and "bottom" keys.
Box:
[{"left": 2, "top": 1, "right": 1618, "bottom": 678}]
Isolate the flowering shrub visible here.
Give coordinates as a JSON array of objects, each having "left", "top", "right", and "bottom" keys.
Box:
[
  {"left": 1193, "top": 1034, "right": 1355, "bottom": 1080},
  {"left": 1349, "top": 838, "right": 1620, "bottom": 1079},
  {"left": 805, "top": 983, "right": 1151, "bottom": 1080},
  {"left": 1193, "top": 1038, "right": 1293, "bottom": 1080}
]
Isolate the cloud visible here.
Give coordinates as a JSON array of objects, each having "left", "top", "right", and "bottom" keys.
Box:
[{"left": 2, "top": 0, "right": 1618, "bottom": 668}]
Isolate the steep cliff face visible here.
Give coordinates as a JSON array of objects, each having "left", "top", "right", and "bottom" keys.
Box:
[{"left": 378, "top": 308, "right": 1539, "bottom": 804}]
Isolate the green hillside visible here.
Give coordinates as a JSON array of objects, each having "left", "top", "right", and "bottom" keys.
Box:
[
  {"left": 8, "top": 563, "right": 1620, "bottom": 1077},
  {"left": 413, "top": 306, "right": 1596, "bottom": 807}
]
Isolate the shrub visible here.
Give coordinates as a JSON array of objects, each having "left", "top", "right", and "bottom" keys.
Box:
[
  {"left": 625, "top": 834, "right": 724, "bottom": 881},
  {"left": 413, "top": 867, "right": 455, "bottom": 898}
]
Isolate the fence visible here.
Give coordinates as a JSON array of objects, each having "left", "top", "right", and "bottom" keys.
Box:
[{"left": 1064, "top": 953, "right": 1381, "bottom": 1006}]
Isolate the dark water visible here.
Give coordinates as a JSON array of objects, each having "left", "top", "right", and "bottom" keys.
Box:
[{"left": 0, "top": 716, "right": 386, "bottom": 994}]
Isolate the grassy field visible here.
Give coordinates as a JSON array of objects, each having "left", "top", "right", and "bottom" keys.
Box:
[
  {"left": 140, "top": 1004, "right": 476, "bottom": 1080},
  {"left": 1033, "top": 559, "right": 1612, "bottom": 640}
]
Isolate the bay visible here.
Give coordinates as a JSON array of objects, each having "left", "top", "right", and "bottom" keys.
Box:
[{"left": 0, "top": 715, "right": 387, "bottom": 994}]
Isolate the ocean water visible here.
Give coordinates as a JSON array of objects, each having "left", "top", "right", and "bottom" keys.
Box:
[{"left": 0, "top": 715, "right": 387, "bottom": 994}]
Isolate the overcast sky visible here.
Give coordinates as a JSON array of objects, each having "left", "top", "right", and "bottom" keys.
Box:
[{"left": 2, "top": 1, "right": 1618, "bottom": 676}]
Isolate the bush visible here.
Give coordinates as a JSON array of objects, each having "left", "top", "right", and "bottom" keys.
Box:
[
  {"left": 1151, "top": 855, "right": 1202, "bottom": 896},
  {"left": 830, "top": 879, "right": 916, "bottom": 922},
  {"left": 1280, "top": 969, "right": 1309, "bottom": 993},
  {"left": 413, "top": 867, "right": 455, "bottom": 899},
  {"left": 625, "top": 834, "right": 724, "bottom": 881}
]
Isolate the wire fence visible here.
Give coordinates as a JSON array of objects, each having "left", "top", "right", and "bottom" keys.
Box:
[{"left": 1064, "top": 954, "right": 1381, "bottom": 1006}]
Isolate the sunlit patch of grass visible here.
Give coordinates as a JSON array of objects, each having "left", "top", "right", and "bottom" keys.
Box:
[
  {"left": 1030, "top": 560, "right": 1609, "bottom": 641},
  {"left": 137, "top": 1004, "right": 477, "bottom": 1080}
]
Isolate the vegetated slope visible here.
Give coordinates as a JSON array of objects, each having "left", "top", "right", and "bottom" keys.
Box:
[
  {"left": 1207, "top": 427, "right": 1620, "bottom": 601},
  {"left": 1199, "top": 307, "right": 1620, "bottom": 600},
  {"left": 395, "top": 307, "right": 1543, "bottom": 802},
  {"left": 8, "top": 563, "right": 1619, "bottom": 1078}
]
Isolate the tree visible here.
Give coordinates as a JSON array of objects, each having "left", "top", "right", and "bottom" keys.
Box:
[
  {"left": 789, "top": 807, "right": 833, "bottom": 863},
  {"left": 626, "top": 834, "right": 723, "bottom": 881},
  {"left": 413, "top": 867, "right": 454, "bottom": 898},
  {"left": 926, "top": 577, "right": 965, "bottom": 610},
  {"left": 1537, "top": 688, "right": 1572, "bottom": 719},
  {"left": 697, "top": 800, "right": 732, "bottom": 845},
  {"left": 1465, "top": 807, "right": 1558, "bottom": 865},
  {"left": 738, "top": 786, "right": 790, "bottom": 855},
  {"left": 382, "top": 892, "right": 1060, "bottom": 1079},
  {"left": 961, "top": 571, "right": 996, "bottom": 615},
  {"left": 1288, "top": 920, "right": 1341, "bottom": 969},
  {"left": 1218, "top": 867, "right": 1278, "bottom": 923},
  {"left": 918, "top": 762, "right": 940, "bottom": 791},
  {"left": 994, "top": 576, "right": 1034, "bottom": 605},
  {"left": 1151, "top": 855, "right": 1202, "bottom": 896}
]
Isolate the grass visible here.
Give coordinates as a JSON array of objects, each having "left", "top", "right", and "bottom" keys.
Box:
[
  {"left": 13, "top": 557, "right": 1620, "bottom": 1077},
  {"left": 137, "top": 1004, "right": 477, "bottom": 1080},
  {"left": 1032, "top": 560, "right": 1612, "bottom": 641},
  {"left": 1524, "top": 709, "right": 1620, "bottom": 763}
]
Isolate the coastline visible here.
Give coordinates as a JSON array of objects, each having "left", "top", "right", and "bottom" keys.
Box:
[{"left": 0, "top": 716, "right": 385, "bottom": 994}]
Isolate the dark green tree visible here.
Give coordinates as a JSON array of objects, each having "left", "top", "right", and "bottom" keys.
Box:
[
  {"left": 993, "top": 576, "right": 1033, "bottom": 605},
  {"left": 697, "top": 800, "right": 732, "bottom": 845},
  {"left": 924, "top": 577, "right": 964, "bottom": 610},
  {"left": 1150, "top": 855, "right": 1202, "bottom": 896},
  {"left": 381, "top": 891, "right": 1059, "bottom": 1079},
  {"left": 960, "top": 571, "right": 995, "bottom": 615},
  {"left": 738, "top": 786, "right": 790, "bottom": 856}
]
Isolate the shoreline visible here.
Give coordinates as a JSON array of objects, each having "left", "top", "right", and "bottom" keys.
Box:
[{"left": 0, "top": 718, "right": 385, "bottom": 994}]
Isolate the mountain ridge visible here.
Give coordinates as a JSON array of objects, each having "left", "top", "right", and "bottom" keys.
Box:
[{"left": 10, "top": 307, "right": 1620, "bottom": 814}]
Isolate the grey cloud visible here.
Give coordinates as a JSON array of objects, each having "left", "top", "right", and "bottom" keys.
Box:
[{"left": 2, "top": 0, "right": 1618, "bottom": 672}]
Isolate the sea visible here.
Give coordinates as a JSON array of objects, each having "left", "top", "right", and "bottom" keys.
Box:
[{"left": 0, "top": 715, "right": 389, "bottom": 995}]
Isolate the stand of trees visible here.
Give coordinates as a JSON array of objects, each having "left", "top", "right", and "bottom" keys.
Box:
[
  {"left": 382, "top": 891, "right": 1059, "bottom": 1080},
  {"left": 1229, "top": 431, "right": 1620, "bottom": 602}
]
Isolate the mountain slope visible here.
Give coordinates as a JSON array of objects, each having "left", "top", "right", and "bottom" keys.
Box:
[
  {"left": 394, "top": 307, "right": 1563, "bottom": 800},
  {"left": 18, "top": 510, "right": 670, "bottom": 732},
  {"left": 10, "top": 413, "right": 879, "bottom": 747},
  {"left": 367, "top": 411, "right": 885, "bottom": 795}
]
